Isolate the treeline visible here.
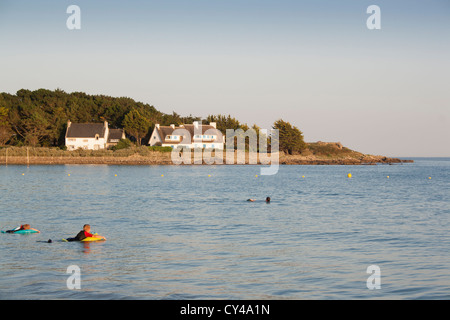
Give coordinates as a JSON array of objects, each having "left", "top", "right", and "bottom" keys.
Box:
[
  {"left": 0, "top": 88, "right": 200, "bottom": 147},
  {"left": 0, "top": 88, "right": 306, "bottom": 154}
]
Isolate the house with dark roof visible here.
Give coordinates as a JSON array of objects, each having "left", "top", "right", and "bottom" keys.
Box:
[
  {"left": 65, "top": 121, "right": 125, "bottom": 150},
  {"left": 149, "top": 121, "right": 224, "bottom": 149},
  {"left": 107, "top": 129, "right": 126, "bottom": 149}
]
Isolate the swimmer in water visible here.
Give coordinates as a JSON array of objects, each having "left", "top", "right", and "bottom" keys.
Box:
[
  {"left": 246, "top": 197, "right": 271, "bottom": 203},
  {"left": 65, "top": 224, "right": 106, "bottom": 242},
  {"left": 5, "top": 224, "right": 40, "bottom": 233}
]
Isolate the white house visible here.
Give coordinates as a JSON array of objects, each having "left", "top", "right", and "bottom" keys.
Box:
[
  {"left": 149, "top": 121, "right": 224, "bottom": 149},
  {"left": 65, "top": 120, "right": 125, "bottom": 150}
]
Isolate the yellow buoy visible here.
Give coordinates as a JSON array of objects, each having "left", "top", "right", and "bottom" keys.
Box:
[
  {"left": 347, "top": 173, "right": 352, "bottom": 178},
  {"left": 255, "top": 175, "right": 258, "bottom": 178},
  {"left": 302, "top": 175, "right": 305, "bottom": 178},
  {"left": 114, "top": 174, "right": 117, "bottom": 177},
  {"left": 387, "top": 176, "right": 389, "bottom": 179},
  {"left": 68, "top": 174, "right": 70, "bottom": 176},
  {"left": 428, "top": 177, "right": 431, "bottom": 180},
  {"left": 161, "top": 174, "right": 164, "bottom": 177},
  {"left": 22, "top": 173, "right": 25, "bottom": 176}
]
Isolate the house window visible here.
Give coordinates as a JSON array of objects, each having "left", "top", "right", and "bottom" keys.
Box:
[{"left": 166, "top": 135, "right": 179, "bottom": 141}]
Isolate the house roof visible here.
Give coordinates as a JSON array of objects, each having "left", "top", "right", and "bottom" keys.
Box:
[
  {"left": 66, "top": 123, "right": 106, "bottom": 138},
  {"left": 108, "top": 129, "right": 124, "bottom": 142},
  {"left": 156, "top": 124, "right": 223, "bottom": 144}
]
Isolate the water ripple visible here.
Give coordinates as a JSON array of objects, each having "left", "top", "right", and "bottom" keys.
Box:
[{"left": 0, "top": 159, "right": 449, "bottom": 299}]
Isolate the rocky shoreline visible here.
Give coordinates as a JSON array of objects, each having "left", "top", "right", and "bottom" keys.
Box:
[
  {"left": 279, "top": 154, "right": 413, "bottom": 165},
  {"left": 0, "top": 153, "right": 413, "bottom": 166}
]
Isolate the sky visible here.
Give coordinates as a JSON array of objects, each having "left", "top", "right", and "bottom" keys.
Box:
[{"left": 0, "top": 0, "right": 449, "bottom": 157}]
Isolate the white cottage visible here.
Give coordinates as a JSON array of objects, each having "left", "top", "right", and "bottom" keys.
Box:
[
  {"left": 149, "top": 121, "right": 224, "bottom": 149},
  {"left": 65, "top": 121, "right": 125, "bottom": 150}
]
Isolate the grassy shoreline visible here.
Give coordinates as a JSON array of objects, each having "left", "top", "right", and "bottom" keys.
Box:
[{"left": 0, "top": 146, "right": 413, "bottom": 165}]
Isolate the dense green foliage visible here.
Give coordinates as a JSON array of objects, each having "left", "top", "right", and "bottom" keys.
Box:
[
  {"left": 0, "top": 106, "right": 11, "bottom": 146},
  {"left": 122, "top": 109, "right": 151, "bottom": 146},
  {"left": 273, "top": 119, "right": 306, "bottom": 155},
  {"left": 0, "top": 89, "right": 201, "bottom": 147},
  {"left": 0, "top": 89, "right": 306, "bottom": 152},
  {"left": 205, "top": 114, "right": 249, "bottom": 134},
  {"left": 111, "top": 138, "right": 133, "bottom": 151}
]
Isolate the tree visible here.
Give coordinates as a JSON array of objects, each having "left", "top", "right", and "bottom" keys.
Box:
[
  {"left": 122, "top": 109, "right": 151, "bottom": 146},
  {"left": 251, "top": 123, "right": 271, "bottom": 152},
  {"left": 9, "top": 104, "right": 52, "bottom": 147},
  {"left": 206, "top": 114, "right": 249, "bottom": 134},
  {"left": 0, "top": 106, "right": 12, "bottom": 145},
  {"left": 273, "top": 119, "right": 306, "bottom": 155}
]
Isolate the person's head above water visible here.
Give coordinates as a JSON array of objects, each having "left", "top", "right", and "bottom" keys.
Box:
[
  {"left": 266, "top": 197, "right": 271, "bottom": 203},
  {"left": 83, "top": 224, "right": 91, "bottom": 232}
]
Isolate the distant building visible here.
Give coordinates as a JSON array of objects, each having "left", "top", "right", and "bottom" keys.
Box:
[
  {"left": 107, "top": 129, "right": 126, "bottom": 149},
  {"left": 65, "top": 121, "right": 125, "bottom": 150},
  {"left": 149, "top": 121, "right": 224, "bottom": 149}
]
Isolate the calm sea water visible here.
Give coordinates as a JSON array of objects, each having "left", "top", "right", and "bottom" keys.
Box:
[{"left": 0, "top": 158, "right": 449, "bottom": 300}]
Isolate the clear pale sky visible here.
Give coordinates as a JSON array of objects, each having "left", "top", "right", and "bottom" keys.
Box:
[{"left": 0, "top": 0, "right": 449, "bottom": 157}]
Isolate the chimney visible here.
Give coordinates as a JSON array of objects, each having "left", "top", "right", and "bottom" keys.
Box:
[
  {"left": 193, "top": 121, "right": 199, "bottom": 129},
  {"left": 156, "top": 124, "right": 160, "bottom": 129},
  {"left": 67, "top": 120, "right": 71, "bottom": 128},
  {"left": 209, "top": 122, "right": 216, "bottom": 129},
  {"left": 170, "top": 124, "right": 175, "bottom": 129}
]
